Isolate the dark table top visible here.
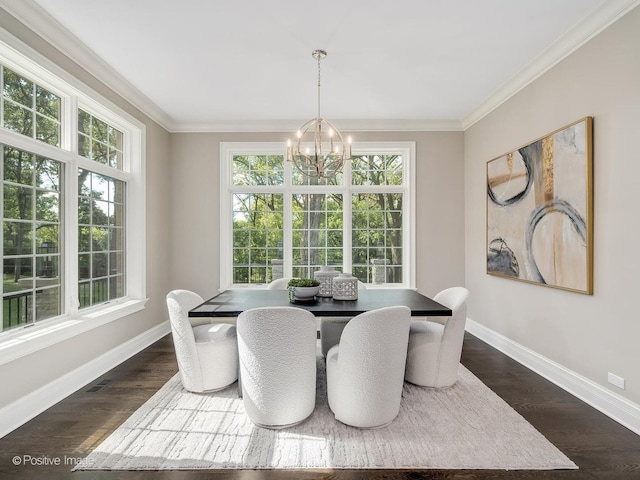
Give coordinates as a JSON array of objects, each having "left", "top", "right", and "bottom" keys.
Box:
[{"left": 189, "top": 288, "right": 451, "bottom": 318}]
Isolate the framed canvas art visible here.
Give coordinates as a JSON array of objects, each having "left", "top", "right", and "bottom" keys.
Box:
[{"left": 486, "top": 117, "right": 593, "bottom": 294}]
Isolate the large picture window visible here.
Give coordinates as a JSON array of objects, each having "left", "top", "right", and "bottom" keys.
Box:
[
  {"left": 221, "top": 142, "right": 415, "bottom": 289},
  {"left": 0, "top": 46, "right": 144, "bottom": 340}
]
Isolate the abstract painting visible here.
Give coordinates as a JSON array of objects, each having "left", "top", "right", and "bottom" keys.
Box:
[{"left": 486, "top": 117, "right": 593, "bottom": 294}]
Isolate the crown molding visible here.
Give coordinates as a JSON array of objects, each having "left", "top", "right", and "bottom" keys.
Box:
[
  {"left": 171, "top": 118, "right": 464, "bottom": 133},
  {"left": 0, "top": 0, "right": 175, "bottom": 131},
  {"left": 462, "top": 0, "right": 640, "bottom": 130}
]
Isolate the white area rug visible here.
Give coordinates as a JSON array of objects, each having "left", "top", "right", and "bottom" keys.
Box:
[{"left": 76, "top": 353, "right": 577, "bottom": 470}]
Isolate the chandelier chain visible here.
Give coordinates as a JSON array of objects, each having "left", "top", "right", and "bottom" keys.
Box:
[{"left": 316, "top": 51, "right": 321, "bottom": 120}]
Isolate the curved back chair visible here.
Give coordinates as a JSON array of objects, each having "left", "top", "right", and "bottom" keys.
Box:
[
  {"left": 326, "top": 305, "right": 411, "bottom": 428},
  {"left": 266, "top": 277, "right": 292, "bottom": 290},
  {"left": 237, "top": 306, "right": 317, "bottom": 429},
  {"left": 319, "top": 281, "right": 367, "bottom": 356},
  {"left": 404, "top": 287, "right": 469, "bottom": 388},
  {"left": 166, "top": 290, "right": 238, "bottom": 393}
]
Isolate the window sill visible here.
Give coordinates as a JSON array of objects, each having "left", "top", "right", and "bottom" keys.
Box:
[{"left": 0, "top": 298, "right": 148, "bottom": 366}]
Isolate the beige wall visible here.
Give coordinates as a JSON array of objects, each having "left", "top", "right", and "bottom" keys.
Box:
[
  {"left": 169, "top": 131, "right": 465, "bottom": 298},
  {"left": 464, "top": 6, "right": 640, "bottom": 404},
  {"left": 0, "top": 10, "right": 172, "bottom": 407}
]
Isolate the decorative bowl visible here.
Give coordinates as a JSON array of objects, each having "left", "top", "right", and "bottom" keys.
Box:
[{"left": 292, "top": 285, "right": 320, "bottom": 301}]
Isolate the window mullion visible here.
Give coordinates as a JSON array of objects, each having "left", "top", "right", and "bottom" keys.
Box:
[
  {"left": 61, "top": 92, "right": 75, "bottom": 153},
  {"left": 65, "top": 156, "right": 79, "bottom": 315},
  {"left": 63, "top": 95, "right": 78, "bottom": 315},
  {"left": 76, "top": 157, "right": 131, "bottom": 182},
  {"left": 343, "top": 158, "right": 353, "bottom": 275},
  {"left": 282, "top": 150, "right": 293, "bottom": 279},
  {"left": 283, "top": 191, "right": 293, "bottom": 279}
]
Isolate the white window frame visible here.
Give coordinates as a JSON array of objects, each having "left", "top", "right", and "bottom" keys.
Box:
[
  {"left": 220, "top": 141, "right": 415, "bottom": 290},
  {"left": 0, "top": 31, "right": 146, "bottom": 364}
]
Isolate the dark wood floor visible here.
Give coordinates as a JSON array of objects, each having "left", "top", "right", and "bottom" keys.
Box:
[{"left": 1, "top": 332, "right": 639, "bottom": 480}]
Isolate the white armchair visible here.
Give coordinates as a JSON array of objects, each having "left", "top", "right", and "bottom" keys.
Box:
[
  {"left": 326, "top": 305, "right": 411, "bottom": 428},
  {"left": 166, "top": 290, "right": 238, "bottom": 393},
  {"left": 404, "top": 287, "right": 469, "bottom": 388},
  {"left": 237, "top": 306, "right": 317, "bottom": 429},
  {"left": 266, "top": 277, "right": 291, "bottom": 290}
]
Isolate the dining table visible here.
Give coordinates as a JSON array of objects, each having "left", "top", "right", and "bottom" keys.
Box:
[
  {"left": 188, "top": 288, "right": 452, "bottom": 318},
  {"left": 188, "top": 288, "right": 452, "bottom": 398}
]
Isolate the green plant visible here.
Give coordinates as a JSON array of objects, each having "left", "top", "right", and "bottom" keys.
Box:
[{"left": 287, "top": 278, "right": 320, "bottom": 287}]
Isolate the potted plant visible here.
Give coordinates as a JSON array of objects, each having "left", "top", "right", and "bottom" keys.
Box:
[{"left": 287, "top": 278, "right": 321, "bottom": 302}]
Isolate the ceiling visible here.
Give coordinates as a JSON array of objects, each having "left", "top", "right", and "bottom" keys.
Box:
[{"left": 3, "top": 0, "right": 635, "bottom": 131}]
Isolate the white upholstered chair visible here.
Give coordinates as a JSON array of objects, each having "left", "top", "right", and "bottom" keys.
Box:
[
  {"left": 266, "top": 277, "right": 291, "bottom": 290},
  {"left": 326, "top": 305, "right": 411, "bottom": 428},
  {"left": 166, "top": 290, "right": 238, "bottom": 393},
  {"left": 319, "top": 281, "right": 367, "bottom": 356},
  {"left": 404, "top": 287, "right": 469, "bottom": 388},
  {"left": 237, "top": 306, "right": 317, "bottom": 429}
]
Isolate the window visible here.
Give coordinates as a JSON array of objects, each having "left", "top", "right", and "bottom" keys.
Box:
[
  {"left": 0, "top": 40, "right": 145, "bottom": 341},
  {"left": 1, "top": 65, "right": 61, "bottom": 147},
  {"left": 351, "top": 154, "right": 404, "bottom": 283},
  {"left": 2, "top": 146, "right": 62, "bottom": 328},
  {"left": 232, "top": 192, "right": 283, "bottom": 284},
  {"left": 292, "top": 192, "right": 344, "bottom": 277},
  {"left": 78, "top": 109, "right": 124, "bottom": 170},
  {"left": 220, "top": 142, "right": 415, "bottom": 289},
  {"left": 78, "top": 169, "right": 125, "bottom": 308}
]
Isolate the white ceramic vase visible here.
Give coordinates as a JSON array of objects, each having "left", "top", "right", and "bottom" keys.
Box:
[
  {"left": 332, "top": 273, "right": 358, "bottom": 300},
  {"left": 314, "top": 265, "right": 339, "bottom": 297}
]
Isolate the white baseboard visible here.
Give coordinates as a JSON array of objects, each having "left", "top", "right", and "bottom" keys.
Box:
[
  {"left": 0, "top": 320, "right": 171, "bottom": 439},
  {"left": 466, "top": 318, "right": 640, "bottom": 436}
]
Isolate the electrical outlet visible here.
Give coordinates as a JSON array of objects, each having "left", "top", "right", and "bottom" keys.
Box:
[{"left": 608, "top": 372, "right": 625, "bottom": 390}]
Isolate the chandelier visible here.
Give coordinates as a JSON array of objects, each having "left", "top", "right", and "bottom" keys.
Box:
[{"left": 286, "top": 49, "right": 352, "bottom": 178}]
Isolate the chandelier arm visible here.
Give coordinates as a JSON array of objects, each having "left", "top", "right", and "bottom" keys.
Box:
[{"left": 323, "top": 118, "right": 352, "bottom": 160}]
